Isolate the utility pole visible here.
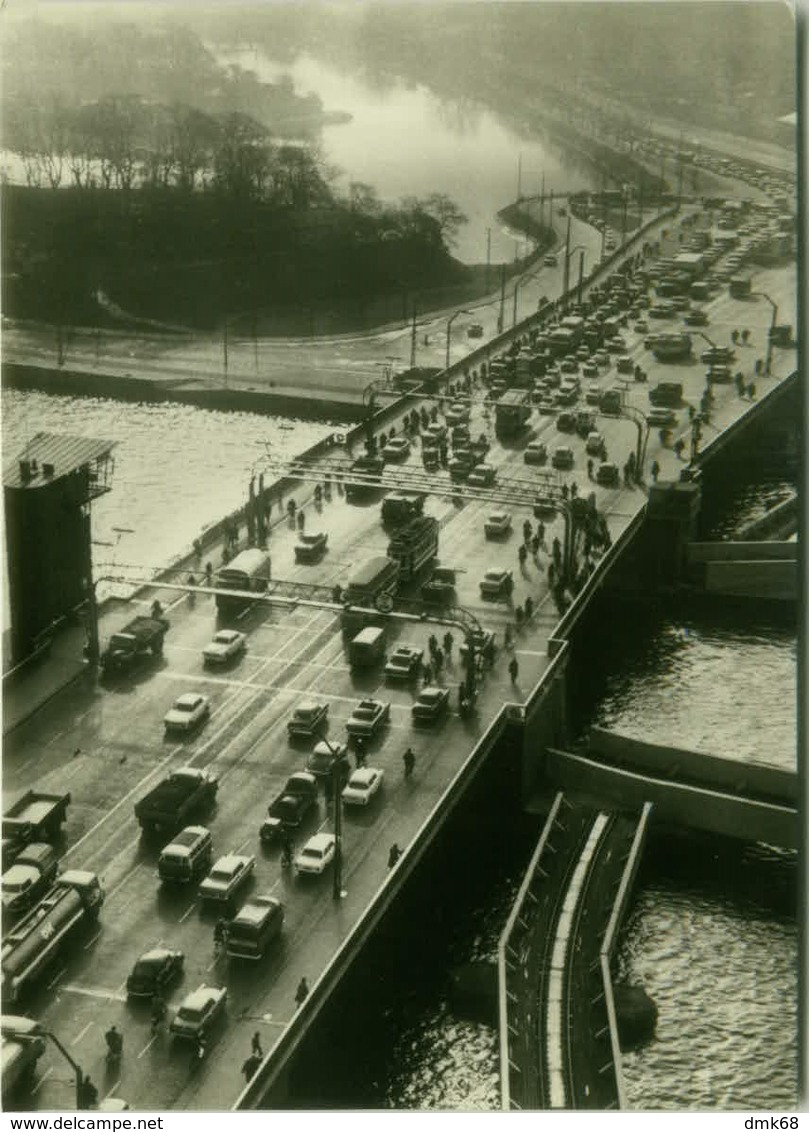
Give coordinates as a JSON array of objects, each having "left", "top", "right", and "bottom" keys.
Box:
[
  {"left": 561, "top": 217, "right": 572, "bottom": 306},
  {"left": 223, "top": 319, "right": 229, "bottom": 388},
  {"left": 409, "top": 306, "right": 418, "bottom": 370},
  {"left": 577, "top": 250, "right": 585, "bottom": 306},
  {"left": 498, "top": 265, "right": 506, "bottom": 333},
  {"left": 332, "top": 754, "right": 344, "bottom": 900},
  {"left": 539, "top": 171, "right": 545, "bottom": 228},
  {"left": 548, "top": 188, "right": 554, "bottom": 230},
  {"left": 486, "top": 228, "right": 491, "bottom": 290},
  {"left": 621, "top": 192, "right": 628, "bottom": 246},
  {"left": 517, "top": 151, "right": 522, "bottom": 201}
]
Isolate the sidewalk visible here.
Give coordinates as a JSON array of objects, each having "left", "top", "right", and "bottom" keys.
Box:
[{"left": 2, "top": 623, "right": 89, "bottom": 734}]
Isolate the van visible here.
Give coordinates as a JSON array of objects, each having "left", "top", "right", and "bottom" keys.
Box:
[
  {"left": 649, "top": 381, "right": 684, "bottom": 407},
  {"left": 226, "top": 895, "right": 284, "bottom": 960},
  {"left": 381, "top": 492, "right": 426, "bottom": 527},
  {"left": 348, "top": 627, "right": 386, "bottom": 668},
  {"left": 158, "top": 826, "right": 213, "bottom": 883}
]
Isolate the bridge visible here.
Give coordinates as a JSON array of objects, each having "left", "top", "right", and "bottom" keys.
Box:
[{"left": 2, "top": 199, "right": 797, "bottom": 1113}]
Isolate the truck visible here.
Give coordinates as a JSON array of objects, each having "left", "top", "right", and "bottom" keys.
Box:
[
  {"left": 2, "top": 791, "right": 70, "bottom": 865},
  {"left": 387, "top": 516, "right": 439, "bottom": 582},
  {"left": 262, "top": 773, "right": 318, "bottom": 841},
  {"left": 494, "top": 389, "right": 532, "bottom": 437},
  {"left": 345, "top": 456, "right": 385, "bottom": 501},
  {"left": 650, "top": 333, "right": 693, "bottom": 362},
  {"left": 134, "top": 767, "right": 219, "bottom": 837},
  {"left": 348, "top": 626, "right": 386, "bottom": 668},
  {"left": 1, "top": 871, "right": 104, "bottom": 1003},
  {"left": 729, "top": 275, "right": 752, "bottom": 299},
  {"left": 2, "top": 843, "right": 60, "bottom": 919},
  {"left": 101, "top": 615, "right": 168, "bottom": 674}
]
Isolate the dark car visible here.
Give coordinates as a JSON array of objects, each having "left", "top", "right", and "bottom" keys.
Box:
[{"left": 127, "top": 948, "right": 185, "bottom": 998}]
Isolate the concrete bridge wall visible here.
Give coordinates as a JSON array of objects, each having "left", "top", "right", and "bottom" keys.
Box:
[
  {"left": 545, "top": 748, "right": 798, "bottom": 849},
  {"left": 588, "top": 727, "right": 798, "bottom": 804},
  {"left": 688, "top": 540, "right": 797, "bottom": 562},
  {"left": 702, "top": 557, "right": 797, "bottom": 600}
]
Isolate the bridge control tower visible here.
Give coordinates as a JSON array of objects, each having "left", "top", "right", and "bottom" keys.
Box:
[{"left": 3, "top": 433, "right": 115, "bottom": 667}]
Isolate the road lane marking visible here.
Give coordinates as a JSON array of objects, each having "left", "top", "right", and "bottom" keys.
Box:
[
  {"left": 47, "top": 967, "right": 65, "bottom": 990},
  {"left": 32, "top": 1067, "right": 53, "bottom": 1093},
  {"left": 62, "top": 984, "right": 127, "bottom": 1002},
  {"left": 515, "top": 649, "right": 548, "bottom": 658},
  {"left": 71, "top": 1021, "right": 94, "bottom": 1046},
  {"left": 103, "top": 1080, "right": 122, "bottom": 1101},
  {"left": 179, "top": 900, "right": 197, "bottom": 923},
  {"left": 137, "top": 1034, "right": 159, "bottom": 1059},
  {"left": 83, "top": 930, "right": 102, "bottom": 950}
]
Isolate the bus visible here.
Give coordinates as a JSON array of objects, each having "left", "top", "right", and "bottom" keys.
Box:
[
  {"left": 387, "top": 517, "right": 439, "bottom": 582},
  {"left": 215, "top": 548, "right": 271, "bottom": 612},
  {"left": 495, "top": 389, "right": 532, "bottom": 437},
  {"left": 343, "top": 557, "right": 400, "bottom": 607}
]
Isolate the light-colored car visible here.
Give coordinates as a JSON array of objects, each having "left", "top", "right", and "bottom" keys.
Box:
[
  {"left": 384, "top": 645, "right": 424, "bottom": 680},
  {"left": 552, "top": 446, "right": 574, "bottom": 470},
  {"left": 164, "top": 693, "right": 210, "bottom": 734},
  {"left": 294, "top": 833, "right": 336, "bottom": 875},
  {"left": 287, "top": 700, "right": 329, "bottom": 738},
  {"left": 346, "top": 699, "right": 391, "bottom": 738},
  {"left": 523, "top": 441, "right": 548, "bottom": 466},
  {"left": 202, "top": 629, "right": 246, "bottom": 666},
  {"left": 479, "top": 569, "right": 514, "bottom": 599},
  {"left": 199, "top": 854, "right": 255, "bottom": 904},
  {"left": 484, "top": 510, "right": 512, "bottom": 537},
  {"left": 412, "top": 686, "right": 451, "bottom": 724},
  {"left": 586, "top": 431, "right": 606, "bottom": 457},
  {"left": 382, "top": 437, "right": 411, "bottom": 461},
  {"left": 467, "top": 464, "right": 497, "bottom": 488},
  {"left": 342, "top": 767, "right": 385, "bottom": 806},
  {"left": 423, "top": 423, "right": 447, "bottom": 443},
  {"left": 169, "top": 984, "right": 227, "bottom": 1039}
]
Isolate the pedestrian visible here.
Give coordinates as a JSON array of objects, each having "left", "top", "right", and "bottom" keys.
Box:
[
  {"left": 251, "top": 1032, "right": 263, "bottom": 1057},
  {"left": 151, "top": 599, "right": 163, "bottom": 619},
  {"left": 747, "top": 382, "right": 756, "bottom": 399},
  {"left": 587, "top": 458, "right": 594, "bottom": 480},
  {"left": 422, "top": 662, "right": 432, "bottom": 684},
  {"left": 537, "top": 520, "right": 545, "bottom": 545},
  {"left": 570, "top": 482, "right": 578, "bottom": 499},
  {"left": 741, "top": 328, "right": 750, "bottom": 345},
  {"left": 688, "top": 405, "right": 696, "bottom": 421},
  {"left": 193, "top": 538, "right": 202, "bottom": 561},
  {"left": 388, "top": 843, "right": 402, "bottom": 869},
  {"left": 731, "top": 329, "right": 739, "bottom": 345},
  {"left": 443, "top": 631, "right": 453, "bottom": 656},
  {"left": 78, "top": 1075, "right": 98, "bottom": 1110},
  {"left": 673, "top": 438, "right": 685, "bottom": 459},
  {"left": 433, "top": 646, "right": 444, "bottom": 673},
  {"left": 403, "top": 747, "right": 415, "bottom": 778},
  {"left": 297, "top": 510, "right": 305, "bottom": 530},
  {"left": 518, "top": 544, "right": 528, "bottom": 566},
  {"left": 281, "top": 834, "right": 293, "bottom": 868},
  {"left": 735, "top": 372, "right": 745, "bottom": 396},
  {"left": 651, "top": 459, "right": 660, "bottom": 483},
  {"left": 508, "top": 657, "right": 519, "bottom": 683},
  {"left": 242, "top": 1054, "right": 261, "bottom": 1082},
  {"left": 295, "top": 978, "right": 309, "bottom": 1007},
  {"left": 531, "top": 534, "right": 540, "bottom": 557},
  {"left": 514, "top": 604, "right": 524, "bottom": 626},
  {"left": 754, "top": 358, "right": 763, "bottom": 376},
  {"left": 354, "top": 738, "right": 367, "bottom": 768},
  {"left": 523, "top": 519, "right": 532, "bottom": 543},
  {"left": 428, "top": 633, "right": 439, "bottom": 656},
  {"left": 205, "top": 561, "right": 213, "bottom": 585},
  {"left": 525, "top": 595, "right": 534, "bottom": 620}
]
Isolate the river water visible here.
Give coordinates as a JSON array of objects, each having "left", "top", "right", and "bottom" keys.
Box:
[{"left": 215, "top": 47, "right": 599, "bottom": 265}]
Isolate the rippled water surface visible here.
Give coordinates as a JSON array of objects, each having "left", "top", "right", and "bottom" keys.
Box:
[{"left": 2, "top": 391, "right": 333, "bottom": 601}]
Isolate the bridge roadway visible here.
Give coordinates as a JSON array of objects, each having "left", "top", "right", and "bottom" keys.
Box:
[{"left": 3, "top": 255, "right": 796, "bottom": 1111}]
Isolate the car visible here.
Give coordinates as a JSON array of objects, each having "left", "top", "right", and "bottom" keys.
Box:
[
  {"left": 538, "top": 398, "right": 557, "bottom": 416},
  {"left": 634, "top": 320, "right": 648, "bottom": 333},
  {"left": 585, "top": 383, "right": 603, "bottom": 406},
  {"left": 346, "top": 698, "right": 391, "bottom": 738},
  {"left": 467, "top": 464, "right": 497, "bottom": 487},
  {"left": 384, "top": 645, "right": 424, "bottom": 680},
  {"left": 445, "top": 403, "right": 470, "bottom": 426},
  {"left": 685, "top": 310, "right": 709, "bottom": 326},
  {"left": 479, "top": 568, "right": 514, "bottom": 599},
  {"left": 164, "top": 693, "right": 211, "bottom": 734},
  {"left": 582, "top": 362, "right": 599, "bottom": 379},
  {"left": 593, "top": 351, "right": 609, "bottom": 367},
  {"left": 606, "top": 336, "right": 627, "bottom": 354},
  {"left": 523, "top": 441, "right": 548, "bottom": 466},
  {"left": 585, "top": 431, "right": 606, "bottom": 457},
  {"left": 616, "top": 356, "right": 634, "bottom": 375},
  {"left": 605, "top": 237, "right": 616, "bottom": 250},
  {"left": 552, "top": 446, "right": 574, "bottom": 470},
  {"left": 648, "top": 305, "right": 675, "bottom": 320},
  {"left": 294, "top": 832, "right": 337, "bottom": 875},
  {"left": 412, "top": 686, "right": 451, "bottom": 724},
  {"left": 448, "top": 457, "right": 471, "bottom": 481},
  {"left": 2, "top": 844, "right": 59, "bottom": 916},
  {"left": 422, "top": 448, "right": 440, "bottom": 472},
  {"left": 199, "top": 854, "right": 255, "bottom": 904},
  {"left": 458, "top": 629, "right": 496, "bottom": 661},
  {"left": 556, "top": 411, "right": 576, "bottom": 433},
  {"left": 575, "top": 346, "right": 591, "bottom": 361},
  {"left": 451, "top": 424, "right": 471, "bottom": 446},
  {"left": 287, "top": 700, "right": 329, "bottom": 738},
  {"left": 596, "top": 462, "right": 620, "bottom": 487},
  {"left": 543, "top": 253, "right": 558, "bottom": 267},
  {"left": 671, "top": 296, "right": 691, "bottom": 311},
  {"left": 423, "top": 423, "right": 447, "bottom": 443},
  {"left": 341, "top": 767, "right": 385, "bottom": 806},
  {"left": 382, "top": 437, "right": 411, "bottom": 461},
  {"left": 306, "top": 739, "right": 350, "bottom": 780},
  {"left": 202, "top": 629, "right": 247, "bottom": 666},
  {"left": 484, "top": 510, "right": 513, "bottom": 537},
  {"left": 126, "top": 948, "right": 185, "bottom": 998},
  {"left": 560, "top": 358, "right": 579, "bottom": 374},
  {"left": 294, "top": 531, "right": 328, "bottom": 563},
  {"left": 170, "top": 985, "right": 227, "bottom": 1040},
  {"left": 706, "top": 365, "right": 733, "bottom": 383},
  {"left": 467, "top": 323, "right": 484, "bottom": 339},
  {"left": 700, "top": 347, "right": 735, "bottom": 364},
  {"left": 647, "top": 408, "right": 678, "bottom": 428}
]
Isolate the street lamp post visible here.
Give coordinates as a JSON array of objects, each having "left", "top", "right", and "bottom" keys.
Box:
[
  {"left": 1, "top": 1022, "right": 87, "bottom": 1108},
  {"left": 751, "top": 291, "right": 778, "bottom": 375},
  {"left": 512, "top": 272, "right": 542, "bottom": 327},
  {"left": 563, "top": 244, "right": 586, "bottom": 310},
  {"left": 446, "top": 309, "right": 472, "bottom": 371},
  {"left": 313, "top": 729, "right": 347, "bottom": 900}
]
